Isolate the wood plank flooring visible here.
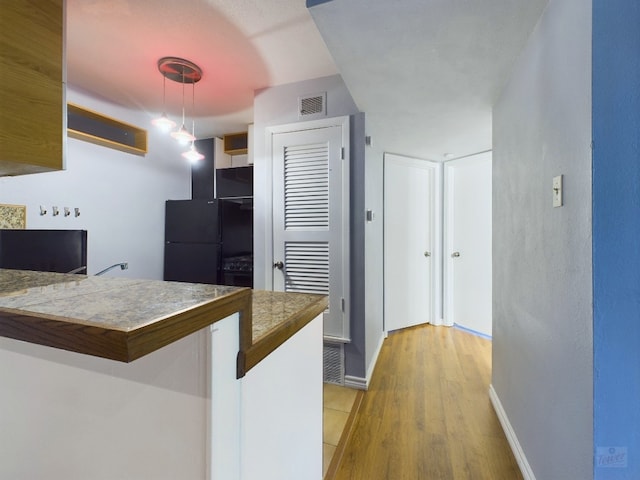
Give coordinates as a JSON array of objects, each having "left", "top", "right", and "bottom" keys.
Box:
[
  {"left": 332, "top": 324, "right": 523, "bottom": 480},
  {"left": 323, "top": 383, "right": 364, "bottom": 478}
]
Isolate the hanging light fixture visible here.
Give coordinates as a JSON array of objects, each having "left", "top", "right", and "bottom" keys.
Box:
[
  {"left": 151, "top": 73, "right": 176, "bottom": 132},
  {"left": 171, "top": 72, "right": 196, "bottom": 145},
  {"left": 153, "top": 57, "right": 202, "bottom": 145},
  {"left": 182, "top": 82, "right": 205, "bottom": 162}
]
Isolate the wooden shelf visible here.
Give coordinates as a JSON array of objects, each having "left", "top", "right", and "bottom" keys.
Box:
[
  {"left": 67, "top": 103, "right": 147, "bottom": 156},
  {"left": 223, "top": 132, "right": 248, "bottom": 155}
]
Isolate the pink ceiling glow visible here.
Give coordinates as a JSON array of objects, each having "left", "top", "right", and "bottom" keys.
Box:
[{"left": 66, "top": 0, "right": 271, "bottom": 119}]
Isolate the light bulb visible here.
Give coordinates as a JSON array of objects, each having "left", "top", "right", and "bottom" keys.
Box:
[
  {"left": 182, "top": 144, "right": 205, "bottom": 163},
  {"left": 171, "top": 125, "right": 195, "bottom": 145},
  {"left": 151, "top": 113, "right": 176, "bottom": 133}
]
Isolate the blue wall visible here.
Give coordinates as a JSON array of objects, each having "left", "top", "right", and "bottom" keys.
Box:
[{"left": 593, "top": 0, "right": 640, "bottom": 478}]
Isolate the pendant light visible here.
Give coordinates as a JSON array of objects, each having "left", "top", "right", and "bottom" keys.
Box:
[
  {"left": 182, "top": 82, "right": 204, "bottom": 162},
  {"left": 151, "top": 74, "right": 176, "bottom": 132},
  {"left": 153, "top": 57, "right": 202, "bottom": 145},
  {"left": 171, "top": 71, "right": 196, "bottom": 145}
]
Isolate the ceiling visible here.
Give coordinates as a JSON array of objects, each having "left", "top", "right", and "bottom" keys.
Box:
[
  {"left": 66, "top": 0, "right": 338, "bottom": 136},
  {"left": 67, "top": 0, "right": 549, "bottom": 161}
]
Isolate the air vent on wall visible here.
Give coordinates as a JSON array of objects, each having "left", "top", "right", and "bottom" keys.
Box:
[{"left": 298, "top": 92, "right": 327, "bottom": 119}]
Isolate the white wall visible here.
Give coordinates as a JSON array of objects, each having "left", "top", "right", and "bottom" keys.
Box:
[
  {"left": 492, "top": 0, "right": 592, "bottom": 478},
  {"left": 0, "top": 87, "right": 191, "bottom": 279}
]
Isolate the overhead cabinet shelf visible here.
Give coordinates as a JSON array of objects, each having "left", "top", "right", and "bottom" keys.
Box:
[
  {"left": 223, "top": 132, "right": 248, "bottom": 155},
  {"left": 67, "top": 103, "right": 148, "bottom": 156}
]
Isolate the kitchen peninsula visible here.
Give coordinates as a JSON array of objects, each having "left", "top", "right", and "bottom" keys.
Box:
[{"left": 0, "top": 269, "right": 327, "bottom": 480}]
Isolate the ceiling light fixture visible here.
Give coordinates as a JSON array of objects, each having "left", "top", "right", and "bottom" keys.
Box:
[
  {"left": 182, "top": 82, "right": 205, "bottom": 162},
  {"left": 151, "top": 73, "right": 176, "bottom": 132},
  {"left": 153, "top": 57, "right": 202, "bottom": 146}
]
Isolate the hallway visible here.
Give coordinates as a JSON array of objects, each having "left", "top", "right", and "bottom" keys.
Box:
[{"left": 332, "top": 325, "right": 522, "bottom": 480}]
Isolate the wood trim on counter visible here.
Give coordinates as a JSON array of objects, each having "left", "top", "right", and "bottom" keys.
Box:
[
  {"left": 0, "top": 288, "right": 252, "bottom": 363},
  {"left": 0, "top": 270, "right": 328, "bottom": 377},
  {"left": 127, "top": 288, "right": 252, "bottom": 362},
  {"left": 239, "top": 294, "right": 328, "bottom": 376}
]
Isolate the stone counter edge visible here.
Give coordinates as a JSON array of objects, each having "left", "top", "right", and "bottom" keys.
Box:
[
  {"left": 0, "top": 288, "right": 252, "bottom": 363},
  {"left": 238, "top": 294, "right": 329, "bottom": 377}
]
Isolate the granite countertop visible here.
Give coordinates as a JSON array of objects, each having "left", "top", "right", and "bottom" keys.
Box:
[{"left": 0, "top": 269, "right": 327, "bottom": 376}]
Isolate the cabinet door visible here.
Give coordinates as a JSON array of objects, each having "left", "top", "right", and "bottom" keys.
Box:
[{"left": 0, "top": 0, "right": 64, "bottom": 175}]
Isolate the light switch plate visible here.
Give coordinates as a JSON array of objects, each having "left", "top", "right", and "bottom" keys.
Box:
[{"left": 553, "top": 175, "right": 563, "bottom": 207}]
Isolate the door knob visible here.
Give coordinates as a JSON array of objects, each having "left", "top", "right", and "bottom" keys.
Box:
[
  {"left": 451, "top": 252, "right": 460, "bottom": 258},
  {"left": 273, "top": 261, "right": 284, "bottom": 270},
  {"left": 424, "top": 251, "right": 431, "bottom": 257}
]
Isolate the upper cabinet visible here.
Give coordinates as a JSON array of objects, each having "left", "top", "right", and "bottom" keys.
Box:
[{"left": 0, "top": 0, "right": 65, "bottom": 176}]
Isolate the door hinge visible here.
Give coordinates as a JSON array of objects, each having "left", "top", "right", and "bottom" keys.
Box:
[
  {"left": 341, "top": 298, "right": 345, "bottom": 312},
  {"left": 341, "top": 147, "right": 345, "bottom": 160}
]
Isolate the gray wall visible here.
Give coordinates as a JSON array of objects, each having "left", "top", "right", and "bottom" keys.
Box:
[
  {"left": 492, "top": 0, "right": 593, "bottom": 478},
  {"left": 252, "top": 75, "right": 372, "bottom": 379}
]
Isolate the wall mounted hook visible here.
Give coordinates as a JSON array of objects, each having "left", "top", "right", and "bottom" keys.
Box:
[
  {"left": 39, "top": 206, "right": 47, "bottom": 216},
  {"left": 64, "top": 207, "right": 70, "bottom": 217},
  {"left": 74, "top": 207, "right": 81, "bottom": 217},
  {"left": 52, "top": 206, "right": 59, "bottom": 217}
]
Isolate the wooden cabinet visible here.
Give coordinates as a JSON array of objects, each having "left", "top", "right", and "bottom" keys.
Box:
[
  {"left": 223, "top": 131, "right": 248, "bottom": 155},
  {"left": 67, "top": 103, "right": 147, "bottom": 156},
  {"left": 0, "top": 0, "right": 65, "bottom": 176},
  {"left": 223, "top": 130, "right": 251, "bottom": 167}
]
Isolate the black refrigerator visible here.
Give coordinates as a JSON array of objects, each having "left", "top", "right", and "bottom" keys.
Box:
[{"left": 163, "top": 198, "right": 253, "bottom": 286}]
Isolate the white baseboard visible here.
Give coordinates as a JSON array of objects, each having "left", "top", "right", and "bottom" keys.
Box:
[
  {"left": 488, "top": 385, "right": 536, "bottom": 480},
  {"left": 428, "top": 318, "right": 454, "bottom": 327},
  {"left": 344, "top": 331, "right": 386, "bottom": 391},
  {"left": 344, "top": 375, "right": 367, "bottom": 390}
]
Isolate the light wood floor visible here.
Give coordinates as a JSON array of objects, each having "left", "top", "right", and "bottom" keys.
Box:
[
  {"left": 323, "top": 383, "right": 362, "bottom": 477},
  {"left": 331, "top": 324, "right": 523, "bottom": 480}
]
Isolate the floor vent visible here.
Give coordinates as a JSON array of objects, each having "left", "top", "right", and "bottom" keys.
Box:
[
  {"left": 298, "top": 92, "right": 327, "bottom": 120},
  {"left": 323, "top": 341, "right": 344, "bottom": 385}
]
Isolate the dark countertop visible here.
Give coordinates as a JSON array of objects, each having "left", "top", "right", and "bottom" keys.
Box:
[{"left": 0, "top": 269, "right": 327, "bottom": 376}]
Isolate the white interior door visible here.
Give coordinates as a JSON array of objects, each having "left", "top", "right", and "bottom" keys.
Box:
[
  {"left": 383, "top": 153, "right": 437, "bottom": 332},
  {"left": 444, "top": 152, "right": 492, "bottom": 337},
  {"left": 271, "top": 119, "right": 350, "bottom": 341}
]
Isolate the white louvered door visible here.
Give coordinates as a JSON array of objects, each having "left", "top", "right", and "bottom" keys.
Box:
[{"left": 272, "top": 123, "right": 349, "bottom": 341}]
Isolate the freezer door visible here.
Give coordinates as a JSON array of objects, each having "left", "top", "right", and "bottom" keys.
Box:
[
  {"left": 165, "top": 199, "right": 220, "bottom": 243},
  {"left": 163, "top": 242, "right": 221, "bottom": 284}
]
